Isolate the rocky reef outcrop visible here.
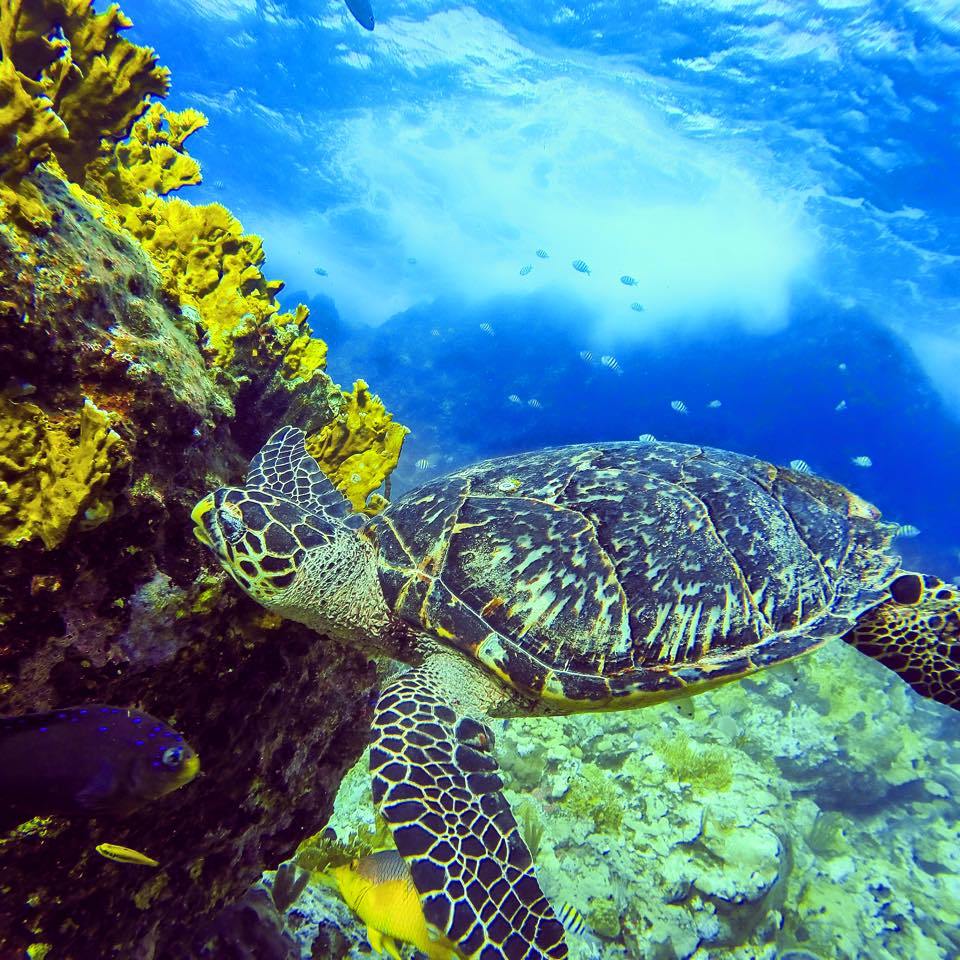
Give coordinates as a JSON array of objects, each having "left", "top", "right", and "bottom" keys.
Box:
[{"left": 0, "top": 3, "right": 405, "bottom": 956}]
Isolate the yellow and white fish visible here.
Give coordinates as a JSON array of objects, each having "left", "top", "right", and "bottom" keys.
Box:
[
  {"left": 557, "top": 902, "right": 587, "bottom": 936},
  {"left": 579, "top": 350, "right": 594, "bottom": 362},
  {"left": 331, "top": 850, "right": 458, "bottom": 960},
  {"left": 507, "top": 394, "right": 522, "bottom": 404},
  {"left": 895, "top": 524, "right": 920, "bottom": 538},
  {"left": 706, "top": 400, "right": 722, "bottom": 409},
  {"left": 835, "top": 400, "right": 847, "bottom": 412},
  {"left": 479, "top": 323, "right": 494, "bottom": 336},
  {"left": 670, "top": 400, "right": 688, "bottom": 414},
  {"left": 851, "top": 455, "right": 872, "bottom": 468},
  {"left": 789, "top": 459, "right": 811, "bottom": 473},
  {"left": 95, "top": 843, "right": 159, "bottom": 867},
  {"left": 415, "top": 458, "right": 431, "bottom": 470},
  {"left": 637, "top": 433, "right": 656, "bottom": 442},
  {"left": 528, "top": 398, "right": 543, "bottom": 409}
]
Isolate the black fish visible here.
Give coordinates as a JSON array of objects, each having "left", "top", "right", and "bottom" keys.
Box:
[
  {"left": 0, "top": 704, "right": 199, "bottom": 831},
  {"left": 344, "top": 0, "right": 375, "bottom": 30}
]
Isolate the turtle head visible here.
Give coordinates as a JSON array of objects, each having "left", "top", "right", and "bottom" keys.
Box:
[
  {"left": 192, "top": 486, "right": 337, "bottom": 607},
  {"left": 192, "top": 425, "right": 391, "bottom": 643},
  {"left": 192, "top": 483, "right": 388, "bottom": 642}
]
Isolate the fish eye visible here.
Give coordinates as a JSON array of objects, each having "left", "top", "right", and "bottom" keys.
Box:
[
  {"left": 218, "top": 506, "right": 246, "bottom": 544},
  {"left": 162, "top": 746, "right": 185, "bottom": 767}
]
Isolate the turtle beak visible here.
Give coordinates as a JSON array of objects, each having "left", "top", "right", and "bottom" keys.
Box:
[{"left": 191, "top": 494, "right": 219, "bottom": 551}]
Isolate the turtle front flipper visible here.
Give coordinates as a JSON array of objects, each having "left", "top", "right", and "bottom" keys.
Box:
[
  {"left": 845, "top": 573, "right": 959, "bottom": 709},
  {"left": 370, "top": 655, "right": 568, "bottom": 960}
]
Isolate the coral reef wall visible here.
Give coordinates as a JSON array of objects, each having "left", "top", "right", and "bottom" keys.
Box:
[{"left": 0, "top": 3, "right": 406, "bottom": 956}]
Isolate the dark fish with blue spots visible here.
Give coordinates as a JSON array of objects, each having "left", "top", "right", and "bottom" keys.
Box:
[
  {"left": 344, "top": 0, "right": 375, "bottom": 30},
  {"left": 0, "top": 704, "right": 199, "bottom": 830}
]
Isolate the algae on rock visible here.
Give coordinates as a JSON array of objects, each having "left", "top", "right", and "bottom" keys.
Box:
[{"left": 0, "top": 1, "right": 405, "bottom": 956}]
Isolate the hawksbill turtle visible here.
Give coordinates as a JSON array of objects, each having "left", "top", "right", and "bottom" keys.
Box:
[{"left": 192, "top": 430, "right": 959, "bottom": 960}]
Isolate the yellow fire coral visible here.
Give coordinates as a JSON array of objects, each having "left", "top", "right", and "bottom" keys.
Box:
[
  {"left": 0, "top": 0, "right": 168, "bottom": 223},
  {"left": 306, "top": 381, "right": 408, "bottom": 515},
  {"left": 83, "top": 102, "right": 206, "bottom": 204},
  {"left": 0, "top": 395, "right": 128, "bottom": 550}
]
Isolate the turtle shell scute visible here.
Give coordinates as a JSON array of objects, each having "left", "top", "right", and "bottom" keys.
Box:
[{"left": 363, "top": 442, "right": 898, "bottom": 703}]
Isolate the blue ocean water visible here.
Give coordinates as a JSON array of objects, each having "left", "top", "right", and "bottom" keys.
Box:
[{"left": 120, "top": 0, "right": 960, "bottom": 587}]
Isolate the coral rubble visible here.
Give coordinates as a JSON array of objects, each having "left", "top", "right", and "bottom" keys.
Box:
[
  {"left": 0, "top": 1, "right": 405, "bottom": 955},
  {"left": 281, "top": 645, "right": 959, "bottom": 960}
]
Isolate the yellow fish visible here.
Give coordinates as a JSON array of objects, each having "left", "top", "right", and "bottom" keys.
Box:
[
  {"left": 95, "top": 843, "right": 159, "bottom": 867},
  {"left": 330, "top": 850, "right": 458, "bottom": 960}
]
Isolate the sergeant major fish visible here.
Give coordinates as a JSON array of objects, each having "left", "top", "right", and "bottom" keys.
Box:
[
  {"left": 0, "top": 704, "right": 199, "bottom": 831},
  {"left": 670, "top": 400, "right": 688, "bottom": 414},
  {"left": 535, "top": 249, "right": 549, "bottom": 259},
  {"left": 620, "top": 275, "right": 638, "bottom": 286},
  {"left": 519, "top": 265, "right": 533, "bottom": 276},
  {"left": 630, "top": 302, "right": 645, "bottom": 313},
  {"left": 600, "top": 355, "right": 621, "bottom": 373},
  {"left": 851, "top": 455, "right": 872, "bottom": 467},
  {"left": 571, "top": 259, "right": 591, "bottom": 275}
]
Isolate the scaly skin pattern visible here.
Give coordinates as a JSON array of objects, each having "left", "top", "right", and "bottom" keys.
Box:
[{"left": 844, "top": 573, "right": 960, "bottom": 709}]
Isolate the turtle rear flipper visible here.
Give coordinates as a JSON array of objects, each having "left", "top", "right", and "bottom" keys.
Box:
[
  {"left": 846, "top": 573, "right": 960, "bottom": 709},
  {"left": 371, "top": 656, "right": 567, "bottom": 960}
]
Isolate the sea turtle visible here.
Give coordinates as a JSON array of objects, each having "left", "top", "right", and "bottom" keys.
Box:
[{"left": 192, "top": 430, "right": 959, "bottom": 960}]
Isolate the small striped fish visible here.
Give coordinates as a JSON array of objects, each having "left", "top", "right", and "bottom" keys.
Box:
[
  {"left": 557, "top": 903, "right": 586, "bottom": 936},
  {"left": 415, "top": 458, "right": 431, "bottom": 470},
  {"left": 789, "top": 459, "right": 811, "bottom": 473},
  {"left": 313, "top": 266, "right": 328, "bottom": 277},
  {"left": 535, "top": 249, "right": 549, "bottom": 259},
  {"left": 579, "top": 350, "right": 593, "bottom": 362},
  {"left": 670, "top": 400, "right": 688, "bottom": 414},
  {"left": 528, "top": 398, "right": 543, "bottom": 409},
  {"left": 600, "top": 355, "right": 621, "bottom": 372},
  {"left": 637, "top": 433, "right": 656, "bottom": 442},
  {"left": 519, "top": 264, "right": 533, "bottom": 276},
  {"left": 851, "top": 455, "right": 872, "bottom": 467},
  {"left": 895, "top": 524, "right": 920, "bottom": 538},
  {"left": 430, "top": 328, "right": 441, "bottom": 337},
  {"left": 214, "top": 179, "right": 225, "bottom": 190},
  {"left": 479, "top": 322, "right": 494, "bottom": 335},
  {"left": 571, "top": 259, "right": 591, "bottom": 274},
  {"left": 630, "top": 302, "right": 645, "bottom": 313},
  {"left": 507, "top": 394, "right": 522, "bottom": 404},
  {"left": 620, "top": 275, "right": 638, "bottom": 286},
  {"left": 835, "top": 400, "right": 847, "bottom": 412}
]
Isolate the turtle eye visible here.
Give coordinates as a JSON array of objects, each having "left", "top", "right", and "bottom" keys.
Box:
[
  {"left": 162, "top": 746, "right": 185, "bottom": 768},
  {"left": 218, "top": 506, "right": 246, "bottom": 544}
]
